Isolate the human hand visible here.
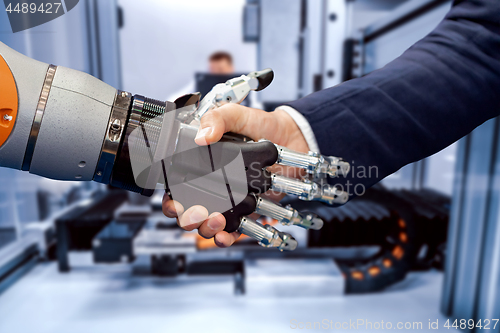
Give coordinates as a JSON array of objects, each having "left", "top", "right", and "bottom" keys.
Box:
[{"left": 162, "top": 104, "right": 309, "bottom": 247}]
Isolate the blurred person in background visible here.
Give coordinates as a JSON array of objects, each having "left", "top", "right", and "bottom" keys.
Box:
[
  {"left": 168, "top": 50, "right": 261, "bottom": 110},
  {"left": 167, "top": 51, "right": 234, "bottom": 101},
  {"left": 208, "top": 51, "right": 234, "bottom": 74},
  {"left": 163, "top": 0, "right": 500, "bottom": 248}
]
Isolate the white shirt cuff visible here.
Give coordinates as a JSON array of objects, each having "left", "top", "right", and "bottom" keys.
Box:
[{"left": 276, "top": 105, "right": 320, "bottom": 153}]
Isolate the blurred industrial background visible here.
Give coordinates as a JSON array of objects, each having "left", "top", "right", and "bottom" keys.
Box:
[{"left": 0, "top": 0, "right": 498, "bottom": 332}]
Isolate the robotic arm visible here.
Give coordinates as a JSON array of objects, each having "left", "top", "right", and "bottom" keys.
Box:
[{"left": 0, "top": 42, "right": 349, "bottom": 251}]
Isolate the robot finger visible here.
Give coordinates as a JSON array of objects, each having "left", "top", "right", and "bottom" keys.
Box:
[
  {"left": 274, "top": 144, "right": 350, "bottom": 178},
  {"left": 270, "top": 173, "right": 349, "bottom": 205},
  {"left": 238, "top": 216, "right": 298, "bottom": 251},
  {"left": 254, "top": 196, "right": 324, "bottom": 230}
]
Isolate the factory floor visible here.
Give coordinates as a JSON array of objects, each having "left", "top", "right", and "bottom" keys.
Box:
[{"left": 0, "top": 253, "right": 457, "bottom": 333}]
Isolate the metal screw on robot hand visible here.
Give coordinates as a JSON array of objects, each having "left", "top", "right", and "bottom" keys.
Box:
[
  {"left": 3, "top": 114, "right": 12, "bottom": 121},
  {"left": 110, "top": 119, "right": 121, "bottom": 133},
  {"left": 238, "top": 216, "right": 298, "bottom": 251},
  {"left": 255, "top": 196, "right": 324, "bottom": 230},
  {"left": 274, "top": 144, "right": 350, "bottom": 177},
  {"left": 271, "top": 173, "right": 349, "bottom": 205}
]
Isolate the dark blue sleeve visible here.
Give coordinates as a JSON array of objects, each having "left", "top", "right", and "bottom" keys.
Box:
[{"left": 286, "top": 0, "right": 500, "bottom": 191}]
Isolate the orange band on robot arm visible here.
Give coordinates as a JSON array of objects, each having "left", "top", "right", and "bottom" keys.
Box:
[{"left": 0, "top": 54, "right": 18, "bottom": 147}]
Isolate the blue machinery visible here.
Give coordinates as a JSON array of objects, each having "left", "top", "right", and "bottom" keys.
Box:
[
  {"left": 0, "top": 1, "right": 498, "bottom": 326},
  {"left": 355, "top": 1, "right": 500, "bottom": 328},
  {"left": 247, "top": 0, "right": 500, "bottom": 330}
]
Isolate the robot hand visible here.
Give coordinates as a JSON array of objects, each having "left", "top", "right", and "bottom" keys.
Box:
[
  {"left": 0, "top": 42, "right": 348, "bottom": 251},
  {"left": 161, "top": 69, "right": 350, "bottom": 251}
]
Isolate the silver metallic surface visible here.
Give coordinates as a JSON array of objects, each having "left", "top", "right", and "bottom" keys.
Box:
[
  {"left": 275, "top": 144, "right": 350, "bottom": 177},
  {"left": 29, "top": 66, "right": 116, "bottom": 181},
  {"left": 255, "top": 196, "right": 294, "bottom": 222},
  {"left": 120, "top": 95, "right": 170, "bottom": 194},
  {"left": 258, "top": 0, "right": 301, "bottom": 102},
  {"left": 93, "top": 90, "right": 131, "bottom": 184},
  {"left": 323, "top": 0, "right": 348, "bottom": 88},
  {"left": 142, "top": 100, "right": 177, "bottom": 192},
  {"left": 363, "top": 0, "right": 450, "bottom": 40},
  {"left": 295, "top": 212, "right": 324, "bottom": 230},
  {"left": 271, "top": 173, "right": 317, "bottom": 200},
  {"left": 299, "top": 0, "right": 326, "bottom": 97},
  {"left": 22, "top": 64, "right": 57, "bottom": 171},
  {"left": 129, "top": 96, "right": 145, "bottom": 132},
  {"left": 318, "top": 183, "right": 349, "bottom": 205},
  {"left": 238, "top": 216, "right": 297, "bottom": 251},
  {"left": 255, "top": 196, "right": 323, "bottom": 230},
  {"left": 441, "top": 118, "right": 500, "bottom": 322},
  {"left": 271, "top": 173, "right": 348, "bottom": 205},
  {"left": 176, "top": 69, "right": 347, "bottom": 250},
  {"left": 189, "top": 74, "right": 259, "bottom": 123},
  {"left": 155, "top": 113, "right": 182, "bottom": 186},
  {"left": 276, "top": 144, "right": 320, "bottom": 172}
]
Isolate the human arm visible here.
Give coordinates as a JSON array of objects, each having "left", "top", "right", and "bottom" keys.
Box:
[{"left": 164, "top": 0, "right": 500, "bottom": 246}]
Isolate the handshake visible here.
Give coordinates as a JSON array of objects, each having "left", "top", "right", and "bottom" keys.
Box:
[{"left": 134, "top": 70, "right": 350, "bottom": 250}]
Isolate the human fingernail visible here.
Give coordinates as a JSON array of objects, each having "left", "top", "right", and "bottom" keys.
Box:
[
  {"left": 195, "top": 127, "right": 212, "bottom": 145},
  {"left": 166, "top": 201, "right": 183, "bottom": 216},
  {"left": 166, "top": 205, "right": 176, "bottom": 216},
  {"left": 214, "top": 233, "right": 226, "bottom": 248},
  {"left": 189, "top": 206, "right": 208, "bottom": 224},
  {"left": 208, "top": 216, "right": 223, "bottom": 231}
]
